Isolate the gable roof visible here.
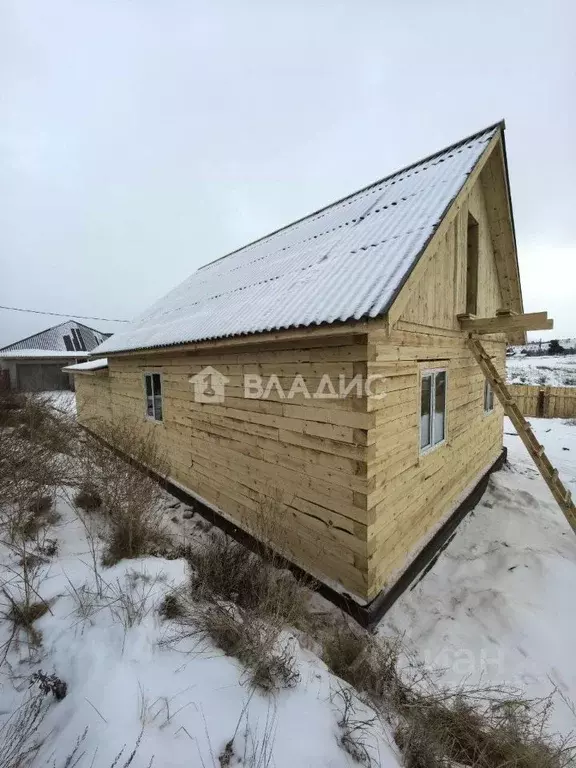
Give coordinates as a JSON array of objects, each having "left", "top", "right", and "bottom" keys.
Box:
[
  {"left": 0, "top": 320, "right": 109, "bottom": 355},
  {"left": 95, "top": 122, "right": 504, "bottom": 356}
]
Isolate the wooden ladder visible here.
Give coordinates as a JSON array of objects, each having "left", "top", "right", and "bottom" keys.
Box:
[{"left": 467, "top": 336, "right": 576, "bottom": 532}]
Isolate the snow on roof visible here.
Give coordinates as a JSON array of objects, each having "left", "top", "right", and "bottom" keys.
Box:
[
  {"left": 95, "top": 124, "right": 500, "bottom": 356},
  {"left": 0, "top": 320, "right": 110, "bottom": 355},
  {"left": 0, "top": 349, "right": 87, "bottom": 359},
  {"left": 63, "top": 358, "right": 109, "bottom": 372}
]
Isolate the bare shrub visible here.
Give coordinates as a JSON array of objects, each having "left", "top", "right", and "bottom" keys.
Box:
[
  {"left": 73, "top": 484, "right": 102, "bottom": 511},
  {"left": 0, "top": 536, "right": 52, "bottom": 657},
  {"left": 75, "top": 418, "right": 168, "bottom": 565},
  {"left": 0, "top": 689, "right": 47, "bottom": 768},
  {"left": 159, "top": 591, "right": 184, "bottom": 620},
  {"left": 187, "top": 530, "right": 309, "bottom": 630},
  {"left": 0, "top": 394, "right": 74, "bottom": 543},
  {"left": 332, "top": 685, "right": 378, "bottom": 768},
  {"left": 0, "top": 390, "right": 26, "bottom": 427}
]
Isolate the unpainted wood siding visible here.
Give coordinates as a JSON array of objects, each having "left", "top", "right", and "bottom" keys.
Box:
[
  {"left": 400, "top": 179, "right": 503, "bottom": 329},
  {"left": 75, "top": 335, "right": 371, "bottom": 598},
  {"left": 365, "top": 327, "right": 505, "bottom": 597},
  {"left": 75, "top": 372, "right": 112, "bottom": 424},
  {"left": 364, "top": 177, "right": 507, "bottom": 598}
]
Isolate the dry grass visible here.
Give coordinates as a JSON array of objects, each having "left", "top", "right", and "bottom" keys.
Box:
[
  {"left": 0, "top": 689, "right": 47, "bottom": 768},
  {"left": 395, "top": 688, "right": 575, "bottom": 768},
  {"left": 74, "top": 418, "right": 169, "bottom": 565},
  {"left": 186, "top": 529, "right": 310, "bottom": 631},
  {"left": 173, "top": 598, "right": 299, "bottom": 693},
  {"left": 332, "top": 685, "right": 379, "bottom": 768},
  {"left": 319, "top": 622, "right": 574, "bottom": 768},
  {"left": 322, "top": 622, "right": 400, "bottom": 703}
]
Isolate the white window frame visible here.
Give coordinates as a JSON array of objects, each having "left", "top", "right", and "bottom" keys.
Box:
[
  {"left": 144, "top": 372, "right": 163, "bottom": 422},
  {"left": 483, "top": 379, "right": 495, "bottom": 413},
  {"left": 420, "top": 368, "right": 447, "bottom": 454}
]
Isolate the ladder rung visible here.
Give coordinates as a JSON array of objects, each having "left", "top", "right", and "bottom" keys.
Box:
[{"left": 468, "top": 336, "right": 576, "bottom": 532}]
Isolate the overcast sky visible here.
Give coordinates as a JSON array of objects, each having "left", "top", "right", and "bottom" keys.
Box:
[{"left": 1, "top": 0, "right": 575, "bottom": 347}]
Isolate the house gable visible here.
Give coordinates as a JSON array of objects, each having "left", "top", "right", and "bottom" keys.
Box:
[{"left": 390, "top": 131, "right": 522, "bottom": 331}]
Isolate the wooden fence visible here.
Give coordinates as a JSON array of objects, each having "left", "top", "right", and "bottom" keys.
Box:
[{"left": 508, "top": 384, "right": 576, "bottom": 418}]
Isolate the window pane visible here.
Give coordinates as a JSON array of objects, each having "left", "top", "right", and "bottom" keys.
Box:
[
  {"left": 146, "top": 395, "right": 154, "bottom": 417},
  {"left": 153, "top": 395, "right": 163, "bottom": 421},
  {"left": 484, "top": 381, "right": 494, "bottom": 412},
  {"left": 433, "top": 372, "right": 446, "bottom": 444},
  {"left": 420, "top": 375, "right": 432, "bottom": 449},
  {"left": 152, "top": 373, "right": 162, "bottom": 396},
  {"left": 145, "top": 375, "right": 152, "bottom": 397}
]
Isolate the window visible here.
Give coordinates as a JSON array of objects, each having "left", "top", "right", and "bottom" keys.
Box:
[
  {"left": 145, "top": 373, "right": 163, "bottom": 421},
  {"left": 466, "top": 213, "right": 479, "bottom": 315},
  {"left": 484, "top": 380, "right": 495, "bottom": 413},
  {"left": 420, "top": 370, "right": 446, "bottom": 451}
]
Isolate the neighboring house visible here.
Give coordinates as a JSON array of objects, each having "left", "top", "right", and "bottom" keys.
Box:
[
  {"left": 67, "top": 122, "right": 533, "bottom": 611},
  {"left": 0, "top": 320, "right": 110, "bottom": 391}
]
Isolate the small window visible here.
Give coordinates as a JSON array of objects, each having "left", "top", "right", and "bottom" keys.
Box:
[
  {"left": 484, "top": 380, "right": 495, "bottom": 413},
  {"left": 420, "top": 370, "right": 447, "bottom": 451},
  {"left": 144, "top": 373, "right": 163, "bottom": 421}
]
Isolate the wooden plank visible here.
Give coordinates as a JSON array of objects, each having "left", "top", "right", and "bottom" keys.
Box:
[
  {"left": 104, "top": 322, "right": 380, "bottom": 358},
  {"left": 459, "top": 312, "right": 552, "bottom": 333}
]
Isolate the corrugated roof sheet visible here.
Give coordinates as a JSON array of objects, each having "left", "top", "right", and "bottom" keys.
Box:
[
  {"left": 95, "top": 124, "right": 500, "bottom": 356},
  {"left": 0, "top": 320, "right": 108, "bottom": 355},
  {"left": 0, "top": 349, "right": 86, "bottom": 359},
  {"left": 63, "top": 358, "right": 108, "bottom": 372}
]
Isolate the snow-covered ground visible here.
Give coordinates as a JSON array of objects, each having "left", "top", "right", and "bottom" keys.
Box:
[
  {"left": 2, "top": 403, "right": 576, "bottom": 765},
  {"left": 381, "top": 417, "right": 576, "bottom": 735},
  {"left": 507, "top": 354, "right": 576, "bottom": 386},
  {"left": 0, "top": 491, "right": 400, "bottom": 767},
  {"left": 511, "top": 339, "right": 576, "bottom": 356}
]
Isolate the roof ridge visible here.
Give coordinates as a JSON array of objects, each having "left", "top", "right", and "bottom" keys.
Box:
[
  {"left": 0, "top": 318, "right": 105, "bottom": 352},
  {"left": 198, "top": 120, "right": 504, "bottom": 273}
]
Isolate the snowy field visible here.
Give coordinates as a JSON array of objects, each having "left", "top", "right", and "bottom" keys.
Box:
[
  {"left": 507, "top": 355, "right": 576, "bottom": 387},
  {"left": 381, "top": 417, "right": 576, "bottom": 736},
  {"left": 0, "top": 503, "right": 401, "bottom": 767},
  {"left": 1, "top": 398, "right": 576, "bottom": 765}
]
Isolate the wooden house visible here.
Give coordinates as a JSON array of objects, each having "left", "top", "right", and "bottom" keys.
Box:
[{"left": 67, "top": 122, "right": 547, "bottom": 614}]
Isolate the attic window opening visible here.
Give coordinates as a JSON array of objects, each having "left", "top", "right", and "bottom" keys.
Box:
[{"left": 466, "top": 212, "right": 479, "bottom": 315}]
